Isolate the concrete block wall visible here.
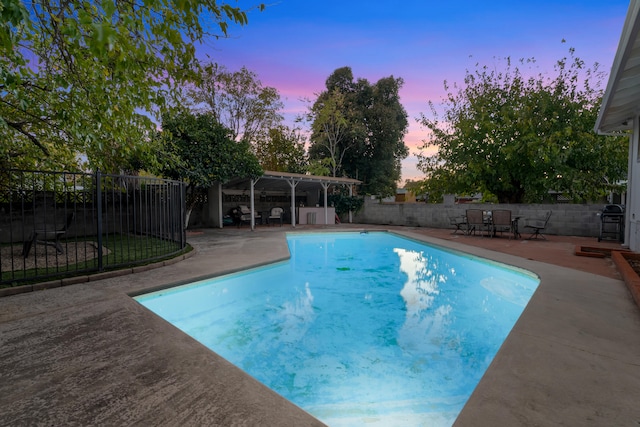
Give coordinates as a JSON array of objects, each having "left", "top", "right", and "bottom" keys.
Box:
[{"left": 353, "top": 197, "right": 612, "bottom": 238}]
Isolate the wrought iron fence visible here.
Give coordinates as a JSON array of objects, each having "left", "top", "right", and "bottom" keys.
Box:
[{"left": 0, "top": 169, "right": 186, "bottom": 287}]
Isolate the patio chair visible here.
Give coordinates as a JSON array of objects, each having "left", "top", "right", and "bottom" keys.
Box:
[
  {"left": 268, "top": 206, "right": 284, "bottom": 226},
  {"left": 22, "top": 211, "right": 75, "bottom": 258},
  {"left": 524, "top": 211, "right": 552, "bottom": 240},
  {"left": 466, "top": 209, "right": 490, "bottom": 236},
  {"left": 449, "top": 215, "right": 467, "bottom": 235},
  {"left": 235, "top": 205, "right": 261, "bottom": 227},
  {"left": 491, "top": 209, "right": 513, "bottom": 239}
]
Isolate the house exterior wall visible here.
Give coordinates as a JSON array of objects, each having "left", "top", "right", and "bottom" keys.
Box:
[{"left": 628, "top": 116, "right": 640, "bottom": 251}]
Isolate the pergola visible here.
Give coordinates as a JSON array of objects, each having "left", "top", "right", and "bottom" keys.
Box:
[
  {"left": 595, "top": 0, "right": 640, "bottom": 250},
  {"left": 207, "top": 171, "right": 361, "bottom": 230}
]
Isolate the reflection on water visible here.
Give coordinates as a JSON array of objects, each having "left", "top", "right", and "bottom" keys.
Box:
[
  {"left": 395, "top": 248, "right": 454, "bottom": 354},
  {"left": 273, "top": 282, "right": 316, "bottom": 342}
]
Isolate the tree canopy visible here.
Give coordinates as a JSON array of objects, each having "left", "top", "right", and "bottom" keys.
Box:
[
  {"left": 254, "top": 125, "right": 307, "bottom": 173},
  {"left": 308, "top": 67, "right": 409, "bottom": 196},
  {"left": 0, "top": 0, "right": 263, "bottom": 172},
  {"left": 417, "top": 50, "right": 628, "bottom": 203},
  {"left": 184, "top": 63, "right": 284, "bottom": 147},
  {"left": 156, "top": 111, "right": 262, "bottom": 220}
]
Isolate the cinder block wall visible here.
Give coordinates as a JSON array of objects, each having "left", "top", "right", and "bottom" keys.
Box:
[{"left": 353, "top": 197, "right": 611, "bottom": 238}]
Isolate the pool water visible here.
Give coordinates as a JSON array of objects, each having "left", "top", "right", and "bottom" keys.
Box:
[{"left": 135, "top": 232, "right": 539, "bottom": 426}]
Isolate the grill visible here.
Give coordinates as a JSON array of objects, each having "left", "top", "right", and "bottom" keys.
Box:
[{"left": 598, "top": 204, "right": 624, "bottom": 242}]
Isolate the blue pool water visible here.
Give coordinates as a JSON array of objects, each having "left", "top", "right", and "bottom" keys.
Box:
[{"left": 135, "top": 232, "right": 539, "bottom": 426}]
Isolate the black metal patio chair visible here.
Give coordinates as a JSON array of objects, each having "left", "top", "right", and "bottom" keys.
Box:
[
  {"left": 524, "top": 211, "right": 552, "bottom": 240},
  {"left": 22, "top": 211, "right": 75, "bottom": 258}
]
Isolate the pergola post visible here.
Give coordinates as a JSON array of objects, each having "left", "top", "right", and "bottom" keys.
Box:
[
  {"left": 287, "top": 178, "right": 298, "bottom": 227},
  {"left": 217, "top": 182, "right": 223, "bottom": 229},
  {"left": 250, "top": 179, "right": 256, "bottom": 230},
  {"left": 322, "top": 182, "right": 330, "bottom": 225},
  {"left": 348, "top": 184, "right": 353, "bottom": 223}
]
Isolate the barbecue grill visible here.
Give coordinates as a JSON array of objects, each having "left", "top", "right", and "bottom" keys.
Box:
[{"left": 598, "top": 204, "right": 624, "bottom": 242}]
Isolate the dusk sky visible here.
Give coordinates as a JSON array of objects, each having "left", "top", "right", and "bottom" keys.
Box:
[{"left": 200, "top": 0, "right": 630, "bottom": 183}]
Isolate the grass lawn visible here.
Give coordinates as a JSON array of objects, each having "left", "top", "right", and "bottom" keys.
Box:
[{"left": 1, "top": 233, "right": 189, "bottom": 288}]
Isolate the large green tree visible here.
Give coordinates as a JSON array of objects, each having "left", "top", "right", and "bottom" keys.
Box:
[
  {"left": 157, "top": 111, "right": 262, "bottom": 226},
  {"left": 308, "top": 88, "right": 355, "bottom": 177},
  {"left": 417, "top": 50, "right": 628, "bottom": 203},
  {"left": 0, "top": 0, "right": 262, "bottom": 172},
  {"left": 343, "top": 75, "right": 409, "bottom": 197},
  {"left": 255, "top": 125, "right": 307, "bottom": 173},
  {"left": 308, "top": 67, "right": 409, "bottom": 196}
]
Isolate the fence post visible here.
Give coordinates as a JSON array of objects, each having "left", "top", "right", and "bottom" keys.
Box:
[
  {"left": 181, "top": 182, "right": 186, "bottom": 248},
  {"left": 96, "top": 170, "right": 103, "bottom": 272}
]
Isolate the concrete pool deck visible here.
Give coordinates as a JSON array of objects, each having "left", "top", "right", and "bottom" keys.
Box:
[{"left": 1, "top": 225, "right": 639, "bottom": 426}]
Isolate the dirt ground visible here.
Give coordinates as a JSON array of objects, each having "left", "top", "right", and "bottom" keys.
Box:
[{"left": 1, "top": 241, "right": 109, "bottom": 272}]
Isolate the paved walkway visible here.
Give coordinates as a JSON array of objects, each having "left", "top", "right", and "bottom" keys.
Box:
[{"left": 1, "top": 225, "right": 639, "bottom": 426}]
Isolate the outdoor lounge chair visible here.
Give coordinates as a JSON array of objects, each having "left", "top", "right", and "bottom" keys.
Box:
[
  {"left": 524, "top": 211, "right": 552, "bottom": 240},
  {"left": 268, "top": 206, "right": 284, "bottom": 226},
  {"left": 491, "top": 209, "right": 513, "bottom": 239},
  {"left": 22, "top": 211, "right": 75, "bottom": 258},
  {"left": 466, "top": 209, "right": 490, "bottom": 236}
]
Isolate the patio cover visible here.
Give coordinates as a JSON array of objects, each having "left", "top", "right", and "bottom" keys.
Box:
[
  {"left": 595, "top": 0, "right": 640, "bottom": 250},
  {"left": 212, "top": 171, "right": 361, "bottom": 229}
]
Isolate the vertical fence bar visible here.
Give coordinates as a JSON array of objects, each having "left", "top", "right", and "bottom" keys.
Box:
[{"left": 96, "top": 170, "right": 103, "bottom": 272}]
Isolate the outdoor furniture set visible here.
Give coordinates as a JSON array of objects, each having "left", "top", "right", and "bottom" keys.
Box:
[
  {"left": 232, "top": 205, "right": 285, "bottom": 227},
  {"left": 452, "top": 209, "right": 552, "bottom": 240}
]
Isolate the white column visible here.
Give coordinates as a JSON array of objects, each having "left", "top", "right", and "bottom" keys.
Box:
[
  {"left": 288, "top": 179, "right": 298, "bottom": 227},
  {"left": 322, "top": 182, "right": 330, "bottom": 225},
  {"left": 348, "top": 185, "right": 353, "bottom": 223},
  {"left": 250, "top": 179, "right": 256, "bottom": 230}
]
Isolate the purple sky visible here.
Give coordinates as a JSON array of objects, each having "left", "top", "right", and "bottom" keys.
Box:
[{"left": 199, "top": 1, "right": 630, "bottom": 182}]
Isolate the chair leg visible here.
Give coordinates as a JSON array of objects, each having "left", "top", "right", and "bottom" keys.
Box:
[
  {"left": 53, "top": 238, "right": 64, "bottom": 254},
  {"left": 527, "top": 229, "right": 546, "bottom": 240},
  {"left": 22, "top": 233, "right": 36, "bottom": 258}
]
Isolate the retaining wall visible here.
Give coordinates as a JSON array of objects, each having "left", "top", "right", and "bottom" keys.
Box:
[{"left": 352, "top": 197, "right": 613, "bottom": 238}]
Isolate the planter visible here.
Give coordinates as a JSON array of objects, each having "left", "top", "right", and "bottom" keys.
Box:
[
  {"left": 575, "top": 245, "right": 632, "bottom": 258},
  {"left": 611, "top": 251, "right": 640, "bottom": 308}
]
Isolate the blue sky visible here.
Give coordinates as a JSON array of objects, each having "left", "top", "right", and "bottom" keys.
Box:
[{"left": 199, "top": 0, "right": 630, "bottom": 182}]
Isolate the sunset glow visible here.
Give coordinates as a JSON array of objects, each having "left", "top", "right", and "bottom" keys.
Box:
[{"left": 200, "top": 0, "right": 629, "bottom": 182}]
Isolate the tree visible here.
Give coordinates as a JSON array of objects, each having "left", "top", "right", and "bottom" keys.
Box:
[
  {"left": 0, "top": 0, "right": 262, "bottom": 172},
  {"left": 343, "top": 75, "right": 409, "bottom": 196},
  {"left": 156, "top": 111, "right": 262, "bottom": 226},
  {"left": 404, "top": 179, "right": 428, "bottom": 201},
  {"left": 185, "top": 63, "right": 284, "bottom": 147},
  {"left": 308, "top": 67, "right": 409, "bottom": 196},
  {"left": 308, "top": 88, "right": 355, "bottom": 177},
  {"left": 417, "top": 50, "right": 628, "bottom": 203},
  {"left": 255, "top": 125, "right": 307, "bottom": 173}
]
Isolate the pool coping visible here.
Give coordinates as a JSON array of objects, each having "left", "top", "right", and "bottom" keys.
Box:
[{"left": 0, "top": 226, "right": 639, "bottom": 426}]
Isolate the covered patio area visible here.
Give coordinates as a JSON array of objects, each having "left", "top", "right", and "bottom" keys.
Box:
[{"left": 206, "top": 171, "right": 361, "bottom": 230}]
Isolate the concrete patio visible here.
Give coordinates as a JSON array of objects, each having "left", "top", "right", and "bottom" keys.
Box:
[{"left": 1, "top": 225, "right": 639, "bottom": 426}]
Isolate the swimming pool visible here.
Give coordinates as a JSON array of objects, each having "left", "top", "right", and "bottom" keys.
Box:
[{"left": 135, "top": 231, "right": 539, "bottom": 426}]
